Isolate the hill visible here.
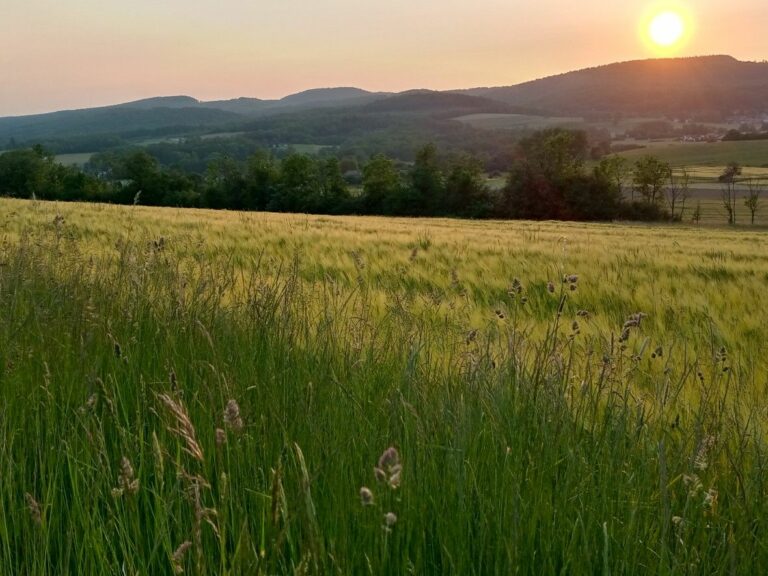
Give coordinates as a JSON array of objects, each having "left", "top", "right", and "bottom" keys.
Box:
[
  {"left": 0, "top": 105, "right": 244, "bottom": 142},
  {"left": 360, "top": 90, "right": 540, "bottom": 115},
  {"left": 461, "top": 56, "right": 768, "bottom": 119},
  {"left": 3, "top": 55, "right": 767, "bottom": 152},
  {"left": 277, "top": 87, "right": 381, "bottom": 107},
  {"left": 0, "top": 89, "right": 390, "bottom": 143}
]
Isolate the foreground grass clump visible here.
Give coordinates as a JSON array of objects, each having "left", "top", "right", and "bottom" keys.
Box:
[{"left": 1, "top": 198, "right": 768, "bottom": 574}]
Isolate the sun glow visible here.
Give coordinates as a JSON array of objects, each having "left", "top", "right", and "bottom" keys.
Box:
[
  {"left": 641, "top": 5, "right": 692, "bottom": 54},
  {"left": 649, "top": 12, "right": 684, "bottom": 46}
]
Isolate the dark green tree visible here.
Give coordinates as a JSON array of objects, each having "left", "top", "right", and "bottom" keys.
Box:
[
  {"left": 409, "top": 144, "right": 445, "bottom": 215},
  {"left": 517, "top": 128, "right": 588, "bottom": 182},
  {"left": 361, "top": 155, "right": 401, "bottom": 214},
  {"left": 0, "top": 148, "right": 53, "bottom": 198},
  {"left": 444, "top": 155, "right": 491, "bottom": 217},
  {"left": 316, "top": 158, "right": 350, "bottom": 213},
  {"left": 204, "top": 156, "right": 244, "bottom": 209},
  {"left": 632, "top": 156, "right": 671, "bottom": 206},
  {"left": 271, "top": 154, "right": 318, "bottom": 213},
  {"left": 244, "top": 151, "right": 278, "bottom": 210}
]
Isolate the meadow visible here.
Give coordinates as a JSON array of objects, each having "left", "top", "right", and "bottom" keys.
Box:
[
  {"left": 53, "top": 152, "right": 95, "bottom": 167},
  {"left": 455, "top": 113, "right": 584, "bottom": 131},
  {"left": 1, "top": 197, "right": 768, "bottom": 574},
  {"left": 616, "top": 140, "right": 768, "bottom": 168}
]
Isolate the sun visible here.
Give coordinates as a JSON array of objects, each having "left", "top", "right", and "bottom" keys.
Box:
[
  {"left": 649, "top": 11, "right": 685, "bottom": 47},
  {"left": 641, "top": 6, "right": 692, "bottom": 54}
]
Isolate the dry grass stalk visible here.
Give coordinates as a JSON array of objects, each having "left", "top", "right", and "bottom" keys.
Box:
[
  {"left": 157, "top": 393, "right": 204, "bottom": 462},
  {"left": 223, "top": 399, "right": 244, "bottom": 433},
  {"left": 24, "top": 493, "right": 42, "bottom": 526},
  {"left": 171, "top": 541, "right": 192, "bottom": 574}
]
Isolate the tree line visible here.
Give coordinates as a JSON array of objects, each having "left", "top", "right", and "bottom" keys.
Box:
[{"left": 0, "top": 129, "right": 761, "bottom": 223}]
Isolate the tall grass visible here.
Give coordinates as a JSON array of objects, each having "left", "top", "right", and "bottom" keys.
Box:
[{"left": 0, "top": 200, "right": 767, "bottom": 574}]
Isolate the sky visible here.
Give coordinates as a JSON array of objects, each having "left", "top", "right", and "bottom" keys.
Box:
[{"left": 1, "top": 0, "right": 766, "bottom": 116}]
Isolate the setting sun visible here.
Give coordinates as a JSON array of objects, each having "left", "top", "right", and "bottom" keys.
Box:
[
  {"left": 649, "top": 11, "right": 684, "bottom": 46},
  {"left": 641, "top": 6, "right": 693, "bottom": 54}
]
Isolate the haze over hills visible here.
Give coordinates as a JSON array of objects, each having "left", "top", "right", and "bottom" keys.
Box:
[
  {"left": 460, "top": 55, "right": 768, "bottom": 118},
  {"left": 1, "top": 55, "right": 767, "bottom": 146}
]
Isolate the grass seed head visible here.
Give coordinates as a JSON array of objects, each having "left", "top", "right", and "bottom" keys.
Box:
[
  {"left": 376, "top": 447, "right": 402, "bottom": 490},
  {"left": 24, "top": 493, "right": 42, "bottom": 526},
  {"left": 223, "top": 399, "right": 244, "bottom": 433},
  {"left": 157, "top": 393, "right": 204, "bottom": 462},
  {"left": 171, "top": 541, "right": 192, "bottom": 574},
  {"left": 360, "top": 486, "right": 374, "bottom": 506},
  {"left": 116, "top": 456, "right": 140, "bottom": 496},
  {"left": 378, "top": 447, "right": 400, "bottom": 471}
]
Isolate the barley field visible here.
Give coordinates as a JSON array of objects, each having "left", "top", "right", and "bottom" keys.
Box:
[{"left": 1, "top": 197, "right": 768, "bottom": 574}]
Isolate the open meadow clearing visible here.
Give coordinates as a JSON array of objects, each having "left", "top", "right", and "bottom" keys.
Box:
[
  {"left": 1, "top": 198, "right": 768, "bottom": 574},
  {"left": 616, "top": 140, "right": 768, "bottom": 168}
]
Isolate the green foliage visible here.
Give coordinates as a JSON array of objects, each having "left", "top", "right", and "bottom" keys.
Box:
[
  {"left": 443, "top": 154, "right": 492, "bottom": 218},
  {"left": 517, "top": 128, "right": 588, "bottom": 181},
  {"left": 500, "top": 129, "right": 623, "bottom": 221},
  {"left": 409, "top": 144, "right": 445, "bottom": 215},
  {"left": 361, "top": 155, "right": 401, "bottom": 214},
  {"left": 0, "top": 132, "right": 687, "bottom": 222},
  {"left": 0, "top": 146, "right": 110, "bottom": 201},
  {"left": 633, "top": 156, "right": 672, "bottom": 205},
  {"left": 595, "top": 155, "right": 629, "bottom": 198}
]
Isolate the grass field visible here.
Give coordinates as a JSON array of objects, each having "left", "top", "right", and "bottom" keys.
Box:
[
  {"left": 616, "top": 140, "right": 768, "bottom": 168},
  {"left": 455, "top": 113, "right": 583, "bottom": 131},
  {"left": 2, "top": 198, "right": 768, "bottom": 574},
  {"left": 54, "top": 152, "right": 95, "bottom": 167}
]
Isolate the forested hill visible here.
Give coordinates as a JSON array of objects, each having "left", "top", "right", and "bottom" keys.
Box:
[
  {"left": 460, "top": 56, "right": 768, "bottom": 118},
  {"left": 2, "top": 55, "right": 767, "bottom": 147},
  {"left": 0, "top": 89, "right": 387, "bottom": 143}
]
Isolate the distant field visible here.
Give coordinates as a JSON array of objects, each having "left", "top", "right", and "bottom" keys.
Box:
[
  {"left": 455, "top": 113, "right": 583, "bottom": 130},
  {"left": 55, "top": 152, "right": 95, "bottom": 166},
  {"left": 200, "top": 131, "right": 246, "bottom": 140},
  {"left": 616, "top": 139, "right": 768, "bottom": 167},
  {"left": 282, "top": 143, "right": 330, "bottom": 154},
  {"left": 675, "top": 196, "right": 766, "bottom": 226}
]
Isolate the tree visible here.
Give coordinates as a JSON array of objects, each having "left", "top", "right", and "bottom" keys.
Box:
[
  {"left": 744, "top": 178, "right": 763, "bottom": 225},
  {"left": 204, "top": 156, "right": 244, "bottom": 209},
  {"left": 500, "top": 163, "right": 563, "bottom": 220},
  {"left": 361, "top": 155, "right": 401, "bottom": 215},
  {"left": 595, "top": 156, "right": 629, "bottom": 200},
  {"left": 719, "top": 162, "right": 742, "bottom": 225},
  {"left": 409, "top": 144, "right": 445, "bottom": 215},
  {"left": 517, "top": 128, "right": 588, "bottom": 182},
  {"left": 692, "top": 201, "right": 702, "bottom": 225},
  {"left": 666, "top": 168, "right": 690, "bottom": 221},
  {"left": 633, "top": 156, "right": 671, "bottom": 206},
  {"left": 122, "top": 150, "right": 163, "bottom": 205},
  {"left": 443, "top": 155, "right": 491, "bottom": 218},
  {"left": 0, "top": 148, "right": 53, "bottom": 198},
  {"left": 561, "top": 172, "right": 622, "bottom": 221},
  {"left": 271, "top": 154, "right": 319, "bottom": 213},
  {"left": 244, "top": 151, "right": 278, "bottom": 210},
  {"left": 317, "top": 158, "right": 350, "bottom": 213}
]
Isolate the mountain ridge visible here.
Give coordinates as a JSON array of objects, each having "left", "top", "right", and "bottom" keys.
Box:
[
  {"left": 2, "top": 55, "right": 767, "bottom": 144},
  {"left": 458, "top": 55, "right": 768, "bottom": 118}
]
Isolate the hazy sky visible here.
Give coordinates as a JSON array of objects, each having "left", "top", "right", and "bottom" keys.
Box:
[{"left": 1, "top": 0, "right": 766, "bottom": 116}]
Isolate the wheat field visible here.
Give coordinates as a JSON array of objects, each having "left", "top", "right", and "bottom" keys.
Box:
[{"left": 1, "top": 197, "right": 768, "bottom": 574}]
